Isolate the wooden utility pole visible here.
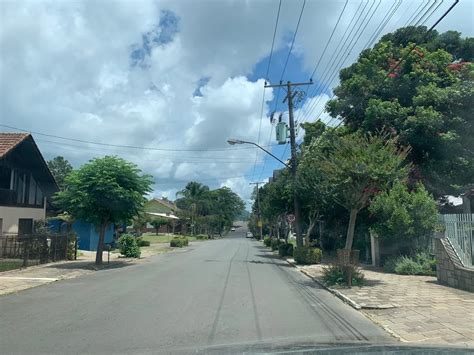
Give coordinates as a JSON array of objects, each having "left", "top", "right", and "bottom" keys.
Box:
[
  {"left": 249, "top": 181, "right": 265, "bottom": 240},
  {"left": 264, "top": 80, "right": 312, "bottom": 248}
]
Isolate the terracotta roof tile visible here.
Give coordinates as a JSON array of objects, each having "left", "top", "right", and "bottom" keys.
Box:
[{"left": 0, "top": 133, "right": 30, "bottom": 158}]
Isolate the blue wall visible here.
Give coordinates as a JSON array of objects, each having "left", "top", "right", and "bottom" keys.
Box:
[{"left": 49, "top": 220, "right": 114, "bottom": 251}]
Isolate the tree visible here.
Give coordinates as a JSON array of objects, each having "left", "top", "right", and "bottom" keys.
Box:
[
  {"left": 327, "top": 26, "right": 474, "bottom": 197},
  {"left": 176, "top": 181, "right": 211, "bottom": 235},
  {"left": 369, "top": 181, "right": 438, "bottom": 251},
  {"left": 132, "top": 212, "right": 150, "bottom": 236},
  {"left": 47, "top": 156, "right": 73, "bottom": 190},
  {"left": 209, "top": 187, "right": 245, "bottom": 235},
  {"left": 150, "top": 217, "right": 168, "bottom": 235},
  {"left": 306, "top": 131, "right": 410, "bottom": 251},
  {"left": 55, "top": 156, "right": 153, "bottom": 265}
]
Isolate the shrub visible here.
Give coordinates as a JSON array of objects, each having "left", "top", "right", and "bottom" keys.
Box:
[
  {"left": 170, "top": 237, "right": 189, "bottom": 248},
  {"left": 271, "top": 239, "right": 283, "bottom": 251},
  {"left": 66, "top": 233, "right": 78, "bottom": 260},
  {"left": 322, "top": 264, "right": 365, "bottom": 287},
  {"left": 383, "top": 252, "right": 436, "bottom": 276},
  {"left": 263, "top": 237, "right": 271, "bottom": 247},
  {"left": 294, "top": 246, "right": 322, "bottom": 265},
  {"left": 136, "top": 238, "right": 151, "bottom": 247},
  {"left": 195, "top": 234, "right": 210, "bottom": 240},
  {"left": 394, "top": 256, "right": 424, "bottom": 275},
  {"left": 118, "top": 234, "right": 141, "bottom": 258},
  {"left": 278, "top": 243, "right": 294, "bottom": 257}
]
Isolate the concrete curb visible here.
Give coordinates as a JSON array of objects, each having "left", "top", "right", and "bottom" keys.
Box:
[{"left": 284, "top": 258, "right": 362, "bottom": 310}]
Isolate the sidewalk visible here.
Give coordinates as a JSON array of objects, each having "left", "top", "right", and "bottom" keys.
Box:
[
  {"left": 294, "top": 261, "right": 474, "bottom": 347},
  {"left": 0, "top": 243, "right": 171, "bottom": 296}
]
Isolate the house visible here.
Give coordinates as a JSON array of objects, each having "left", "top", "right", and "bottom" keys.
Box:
[
  {"left": 0, "top": 133, "right": 59, "bottom": 235},
  {"left": 144, "top": 197, "right": 185, "bottom": 234}
]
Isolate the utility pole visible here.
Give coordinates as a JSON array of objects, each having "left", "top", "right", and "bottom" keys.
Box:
[
  {"left": 249, "top": 181, "right": 265, "bottom": 240},
  {"left": 265, "top": 80, "right": 312, "bottom": 248}
]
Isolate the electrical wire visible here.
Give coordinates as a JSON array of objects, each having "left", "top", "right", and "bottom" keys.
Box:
[
  {"left": 0, "top": 123, "right": 278, "bottom": 152},
  {"left": 252, "top": 0, "right": 282, "bottom": 179}
]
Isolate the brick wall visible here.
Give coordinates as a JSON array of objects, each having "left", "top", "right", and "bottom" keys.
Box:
[{"left": 435, "top": 238, "right": 474, "bottom": 292}]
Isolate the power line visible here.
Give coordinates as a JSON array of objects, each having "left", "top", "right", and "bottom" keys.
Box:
[
  {"left": 293, "top": 0, "right": 349, "bottom": 130},
  {"left": 298, "top": 0, "right": 376, "bottom": 127},
  {"left": 252, "top": 0, "right": 282, "bottom": 179},
  {"left": 0, "top": 123, "right": 278, "bottom": 152},
  {"left": 272, "top": 0, "right": 307, "bottom": 114}
]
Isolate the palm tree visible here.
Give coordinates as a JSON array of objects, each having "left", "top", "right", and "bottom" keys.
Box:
[{"left": 176, "top": 182, "right": 211, "bottom": 235}]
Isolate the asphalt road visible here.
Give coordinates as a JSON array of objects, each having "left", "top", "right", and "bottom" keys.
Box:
[{"left": 0, "top": 226, "right": 392, "bottom": 354}]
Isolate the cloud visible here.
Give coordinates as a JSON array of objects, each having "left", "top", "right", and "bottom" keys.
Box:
[{"left": 1, "top": 0, "right": 471, "bottom": 206}]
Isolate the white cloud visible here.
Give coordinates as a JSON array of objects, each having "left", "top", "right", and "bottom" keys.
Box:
[{"left": 0, "top": 0, "right": 472, "bottom": 204}]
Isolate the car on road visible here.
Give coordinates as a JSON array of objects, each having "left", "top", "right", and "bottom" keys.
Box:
[
  {"left": 230, "top": 227, "right": 236, "bottom": 231},
  {"left": 246, "top": 232, "right": 253, "bottom": 238}
]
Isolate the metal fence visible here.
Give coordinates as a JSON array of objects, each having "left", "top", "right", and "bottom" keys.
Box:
[
  {"left": 0, "top": 233, "right": 77, "bottom": 267},
  {"left": 438, "top": 214, "right": 474, "bottom": 268}
]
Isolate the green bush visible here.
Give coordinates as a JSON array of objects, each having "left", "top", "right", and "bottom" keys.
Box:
[
  {"left": 263, "top": 237, "right": 271, "bottom": 247},
  {"left": 118, "top": 234, "right": 141, "bottom": 258},
  {"left": 394, "top": 256, "right": 424, "bottom": 275},
  {"left": 278, "top": 243, "right": 294, "bottom": 257},
  {"left": 271, "top": 239, "right": 283, "bottom": 251},
  {"left": 195, "top": 234, "right": 210, "bottom": 240},
  {"left": 135, "top": 237, "right": 151, "bottom": 247},
  {"left": 66, "top": 233, "right": 78, "bottom": 260},
  {"left": 293, "top": 246, "right": 322, "bottom": 265},
  {"left": 322, "top": 264, "right": 365, "bottom": 286},
  {"left": 383, "top": 252, "right": 436, "bottom": 275},
  {"left": 170, "top": 237, "right": 189, "bottom": 248}
]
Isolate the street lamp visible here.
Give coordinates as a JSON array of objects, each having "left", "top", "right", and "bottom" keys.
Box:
[{"left": 227, "top": 139, "right": 290, "bottom": 168}]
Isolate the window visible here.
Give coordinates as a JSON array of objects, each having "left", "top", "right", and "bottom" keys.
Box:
[
  {"left": 0, "top": 166, "right": 11, "bottom": 189},
  {"left": 18, "top": 218, "right": 33, "bottom": 236},
  {"left": 28, "top": 176, "right": 37, "bottom": 205}
]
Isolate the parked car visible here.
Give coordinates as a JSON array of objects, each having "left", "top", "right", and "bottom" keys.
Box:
[
  {"left": 231, "top": 227, "right": 236, "bottom": 231},
  {"left": 246, "top": 232, "right": 253, "bottom": 238}
]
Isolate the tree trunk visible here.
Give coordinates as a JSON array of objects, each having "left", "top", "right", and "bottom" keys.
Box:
[
  {"left": 305, "top": 211, "right": 318, "bottom": 246},
  {"left": 95, "top": 222, "right": 107, "bottom": 265},
  {"left": 345, "top": 208, "right": 358, "bottom": 250}
]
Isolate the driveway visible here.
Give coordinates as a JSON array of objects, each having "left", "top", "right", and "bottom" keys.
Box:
[{"left": 0, "top": 228, "right": 391, "bottom": 354}]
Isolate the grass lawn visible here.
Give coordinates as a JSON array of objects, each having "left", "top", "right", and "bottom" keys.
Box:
[
  {"left": 0, "top": 259, "right": 24, "bottom": 272},
  {"left": 140, "top": 233, "right": 197, "bottom": 244}
]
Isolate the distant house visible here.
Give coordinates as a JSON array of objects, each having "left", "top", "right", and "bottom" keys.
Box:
[
  {"left": 0, "top": 133, "right": 59, "bottom": 235},
  {"left": 144, "top": 197, "right": 185, "bottom": 234}
]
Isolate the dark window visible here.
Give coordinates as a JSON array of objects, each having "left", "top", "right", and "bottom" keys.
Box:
[
  {"left": 0, "top": 166, "right": 11, "bottom": 189},
  {"left": 18, "top": 218, "right": 33, "bottom": 236}
]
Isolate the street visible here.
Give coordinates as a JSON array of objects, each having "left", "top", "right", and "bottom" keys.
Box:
[{"left": 0, "top": 227, "right": 391, "bottom": 354}]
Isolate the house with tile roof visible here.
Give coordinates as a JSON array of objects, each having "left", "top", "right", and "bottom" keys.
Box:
[{"left": 0, "top": 133, "right": 59, "bottom": 234}]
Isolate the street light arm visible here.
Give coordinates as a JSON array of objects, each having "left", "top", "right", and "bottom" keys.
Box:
[{"left": 246, "top": 141, "right": 291, "bottom": 169}]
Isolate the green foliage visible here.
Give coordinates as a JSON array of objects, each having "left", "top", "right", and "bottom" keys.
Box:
[
  {"left": 150, "top": 218, "right": 168, "bottom": 234},
  {"left": 263, "top": 237, "right": 271, "bottom": 247},
  {"left": 322, "top": 264, "right": 365, "bottom": 287},
  {"left": 383, "top": 252, "right": 436, "bottom": 275},
  {"left": 118, "top": 234, "right": 141, "bottom": 258},
  {"left": 54, "top": 156, "right": 152, "bottom": 264},
  {"left": 369, "top": 181, "right": 437, "bottom": 249},
  {"left": 135, "top": 238, "right": 151, "bottom": 247},
  {"left": 293, "top": 247, "right": 322, "bottom": 265},
  {"left": 270, "top": 238, "right": 282, "bottom": 251},
  {"left": 66, "top": 233, "right": 77, "bottom": 260},
  {"left": 327, "top": 26, "right": 474, "bottom": 196},
  {"left": 176, "top": 182, "right": 244, "bottom": 236},
  {"left": 278, "top": 242, "right": 294, "bottom": 257},
  {"left": 195, "top": 234, "right": 212, "bottom": 240},
  {"left": 47, "top": 156, "right": 73, "bottom": 190},
  {"left": 170, "top": 237, "right": 189, "bottom": 248},
  {"left": 394, "top": 256, "right": 424, "bottom": 275},
  {"left": 301, "top": 131, "right": 410, "bottom": 250}
]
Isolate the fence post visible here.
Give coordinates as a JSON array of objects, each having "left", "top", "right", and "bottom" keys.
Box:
[
  {"left": 22, "top": 237, "right": 29, "bottom": 267},
  {"left": 74, "top": 238, "right": 78, "bottom": 260}
]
